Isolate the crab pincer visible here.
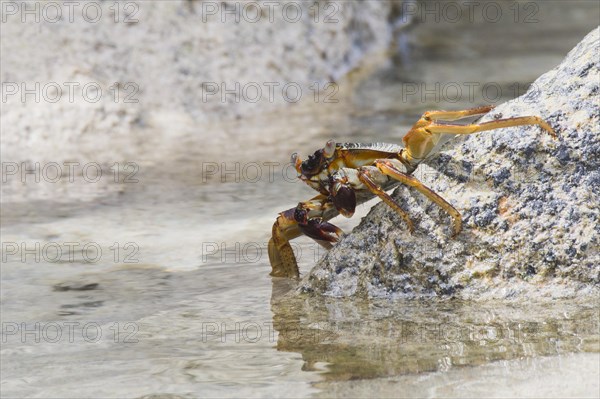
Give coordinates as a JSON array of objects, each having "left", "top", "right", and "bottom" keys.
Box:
[{"left": 294, "top": 204, "right": 342, "bottom": 244}]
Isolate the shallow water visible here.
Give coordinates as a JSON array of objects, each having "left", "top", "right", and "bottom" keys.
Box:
[{"left": 2, "top": 2, "right": 600, "bottom": 398}]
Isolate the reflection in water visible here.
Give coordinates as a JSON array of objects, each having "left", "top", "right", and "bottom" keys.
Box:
[{"left": 271, "top": 280, "right": 599, "bottom": 380}]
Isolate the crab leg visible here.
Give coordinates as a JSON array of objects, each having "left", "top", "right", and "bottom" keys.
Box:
[
  {"left": 374, "top": 159, "right": 463, "bottom": 237},
  {"left": 420, "top": 105, "right": 495, "bottom": 122},
  {"left": 269, "top": 208, "right": 303, "bottom": 278},
  {"left": 356, "top": 169, "right": 415, "bottom": 233},
  {"left": 425, "top": 116, "right": 556, "bottom": 138},
  {"left": 268, "top": 195, "right": 341, "bottom": 278},
  {"left": 402, "top": 109, "right": 556, "bottom": 166}
]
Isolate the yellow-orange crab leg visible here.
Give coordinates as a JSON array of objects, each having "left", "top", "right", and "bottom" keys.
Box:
[
  {"left": 269, "top": 207, "right": 303, "bottom": 278},
  {"left": 356, "top": 170, "right": 414, "bottom": 233},
  {"left": 404, "top": 107, "right": 496, "bottom": 157},
  {"left": 420, "top": 105, "right": 495, "bottom": 123},
  {"left": 375, "top": 160, "right": 463, "bottom": 237},
  {"left": 402, "top": 111, "right": 556, "bottom": 165},
  {"left": 425, "top": 116, "right": 556, "bottom": 138}
]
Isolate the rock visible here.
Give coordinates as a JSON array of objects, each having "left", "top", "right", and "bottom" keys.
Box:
[
  {"left": 300, "top": 28, "right": 600, "bottom": 301},
  {"left": 1, "top": 1, "right": 395, "bottom": 166}
]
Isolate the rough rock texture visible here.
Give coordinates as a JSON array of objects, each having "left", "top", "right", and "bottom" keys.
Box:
[
  {"left": 301, "top": 28, "right": 600, "bottom": 301},
  {"left": 1, "top": 1, "right": 394, "bottom": 165}
]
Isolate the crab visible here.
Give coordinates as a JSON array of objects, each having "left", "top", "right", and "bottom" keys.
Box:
[{"left": 268, "top": 105, "right": 556, "bottom": 278}]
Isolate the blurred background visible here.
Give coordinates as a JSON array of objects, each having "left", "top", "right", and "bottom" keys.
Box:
[{"left": 1, "top": 1, "right": 599, "bottom": 397}]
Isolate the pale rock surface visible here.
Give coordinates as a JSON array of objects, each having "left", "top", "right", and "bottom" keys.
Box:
[{"left": 1, "top": 1, "right": 394, "bottom": 166}]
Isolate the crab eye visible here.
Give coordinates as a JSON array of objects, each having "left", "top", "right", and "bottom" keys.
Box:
[
  {"left": 291, "top": 153, "right": 303, "bottom": 174},
  {"left": 324, "top": 140, "right": 336, "bottom": 158}
]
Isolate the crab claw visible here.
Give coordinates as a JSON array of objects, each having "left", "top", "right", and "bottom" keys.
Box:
[
  {"left": 331, "top": 183, "right": 356, "bottom": 218},
  {"left": 329, "top": 172, "right": 356, "bottom": 218},
  {"left": 298, "top": 218, "right": 343, "bottom": 243},
  {"left": 293, "top": 202, "right": 342, "bottom": 242}
]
